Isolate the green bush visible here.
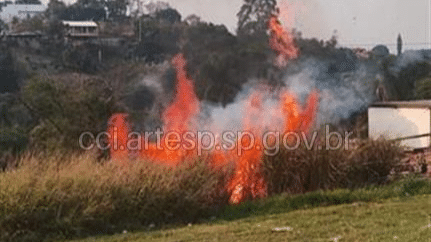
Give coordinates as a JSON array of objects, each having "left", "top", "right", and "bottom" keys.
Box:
[{"left": 22, "top": 76, "right": 116, "bottom": 152}]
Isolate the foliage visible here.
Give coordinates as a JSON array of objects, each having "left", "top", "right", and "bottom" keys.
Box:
[
  {"left": 15, "top": 0, "right": 42, "bottom": 4},
  {"left": 60, "top": 5, "right": 106, "bottom": 21},
  {"left": 155, "top": 8, "right": 182, "bottom": 24},
  {"left": 21, "top": 75, "right": 117, "bottom": 152},
  {"left": 381, "top": 55, "right": 431, "bottom": 100},
  {"left": 0, "top": 94, "right": 33, "bottom": 157},
  {"left": 62, "top": 44, "right": 101, "bottom": 73},
  {"left": 0, "top": 51, "right": 19, "bottom": 94},
  {"left": 133, "top": 13, "right": 182, "bottom": 63},
  {"left": 75, "top": 0, "right": 128, "bottom": 21},
  {"left": 0, "top": 18, "right": 8, "bottom": 33},
  {"left": 184, "top": 22, "right": 271, "bottom": 106},
  {"left": 237, "top": 0, "right": 277, "bottom": 36},
  {"left": 415, "top": 76, "right": 431, "bottom": 99}
]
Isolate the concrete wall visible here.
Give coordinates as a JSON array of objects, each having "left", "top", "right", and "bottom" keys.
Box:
[{"left": 368, "top": 107, "right": 431, "bottom": 149}]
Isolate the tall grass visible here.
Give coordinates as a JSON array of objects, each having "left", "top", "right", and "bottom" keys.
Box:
[
  {"left": 0, "top": 139, "right": 410, "bottom": 241},
  {"left": 263, "top": 139, "right": 406, "bottom": 195},
  {"left": 0, "top": 154, "right": 229, "bottom": 242}
]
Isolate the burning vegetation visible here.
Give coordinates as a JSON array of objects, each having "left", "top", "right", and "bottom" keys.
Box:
[
  {"left": 107, "top": 11, "right": 321, "bottom": 204},
  {"left": 0, "top": 1, "right": 431, "bottom": 241}
]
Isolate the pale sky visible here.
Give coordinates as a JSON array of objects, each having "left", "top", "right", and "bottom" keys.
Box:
[{"left": 50, "top": 0, "right": 431, "bottom": 53}]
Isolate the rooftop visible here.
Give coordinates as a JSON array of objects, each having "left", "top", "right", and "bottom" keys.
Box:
[
  {"left": 370, "top": 100, "right": 431, "bottom": 109},
  {"left": 61, "top": 21, "right": 98, "bottom": 28}
]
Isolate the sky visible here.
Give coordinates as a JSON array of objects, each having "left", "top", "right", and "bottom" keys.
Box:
[{"left": 48, "top": 0, "right": 431, "bottom": 54}]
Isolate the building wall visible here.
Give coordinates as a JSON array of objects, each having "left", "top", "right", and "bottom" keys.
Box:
[{"left": 368, "top": 107, "right": 431, "bottom": 149}]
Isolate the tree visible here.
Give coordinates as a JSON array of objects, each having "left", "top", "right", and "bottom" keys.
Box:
[
  {"left": 415, "top": 76, "right": 431, "bottom": 99},
  {"left": 15, "top": 0, "right": 42, "bottom": 4},
  {"left": 60, "top": 5, "right": 106, "bottom": 21},
  {"left": 145, "top": 1, "right": 170, "bottom": 15},
  {"left": 133, "top": 7, "right": 182, "bottom": 63},
  {"left": 0, "top": 51, "right": 19, "bottom": 94},
  {"left": 76, "top": 0, "right": 129, "bottom": 21},
  {"left": 0, "top": 19, "right": 7, "bottom": 34},
  {"left": 397, "top": 34, "right": 402, "bottom": 56},
  {"left": 22, "top": 75, "right": 119, "bottom": 151},
  {"left": 155, "top": 8, "right": 181, "bottom": 24},
  {"left": 237, "top": 0, "right": 277, "bottom": 36},
  {"left": 184, "top": 14, "right": 201, "bottom": 26}
]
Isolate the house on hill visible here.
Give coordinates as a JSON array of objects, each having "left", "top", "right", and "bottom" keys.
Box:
[{"left": 62, "top": 20, "right": 99, "bottom": 38}]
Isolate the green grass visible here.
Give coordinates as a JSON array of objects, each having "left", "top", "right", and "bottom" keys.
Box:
[{"left": 70, "top": 194, "right": 431, "bottom": 242}]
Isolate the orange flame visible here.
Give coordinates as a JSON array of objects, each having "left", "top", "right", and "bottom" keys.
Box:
[
  {"left": 227, "top": 92, "right": 267, "bottom": 204},
  {"left": 163, "top": 54, "right": 200, "bottom": 134},
  {"left": 107, "top": 7, "right": 318, "bottom": 204},
  {"left": 139, "top": 53, "right": 199, "bottom": 166},
  {"left": 268, "top": 12, "right": 299, "bottom": 67}
]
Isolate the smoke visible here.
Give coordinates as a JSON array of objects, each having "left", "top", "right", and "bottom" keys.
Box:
[
  {"left": 284, "top": 57, "right": 377, "bottom": 125},
  {"left": 198, "top": 53, "right": 379, "bottom": 135},
  {"left": 390, "top": 50, "right": 431, "bottom": 75},
  {"left": 199, "top": 86, "right": 285, "bottom": 135}
]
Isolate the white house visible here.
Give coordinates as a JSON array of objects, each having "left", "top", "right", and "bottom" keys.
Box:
[
  {"left": 0, "top": 3, "right": 46, "bottom": 22},
  {"left": 62, "top": 21, "right": 99, "bottom": 38},
  {"left": 369, "top": 100, "right": 431, "bottom": 149}
]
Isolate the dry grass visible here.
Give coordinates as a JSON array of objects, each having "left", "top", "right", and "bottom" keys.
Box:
[
  {"left": 0, "top": 139, "right": 407, "bottom": 241},
  {"left": 263, "top": 139, "right": 405, "bottom": 195},
  {"left": 0, "top": 153, "right": 229, "bottom": 242}
]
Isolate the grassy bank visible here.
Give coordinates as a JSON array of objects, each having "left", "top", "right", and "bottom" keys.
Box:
[
  {"left": 0, "top": 139, "right": 425, "bottom": 241},
  {"left": 71, "top": 193, "right": 431, "bottom": 242}
]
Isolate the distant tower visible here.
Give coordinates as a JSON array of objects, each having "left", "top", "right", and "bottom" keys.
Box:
[{"left": 397, "top": 34, "right": 403, "bottom": 56}]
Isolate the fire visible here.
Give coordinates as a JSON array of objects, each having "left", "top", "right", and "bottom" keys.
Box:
[
  {"left": 281, "top": 90, "right": 319, "bottom": 132},
  {"left": 107, "top": 57, "right": 318, "bottom": 204},
  {"left": 106, "top": 6, "right": 319, "bottom": 204},
  {"left": 268, "top": 10, "right": 299, "bottom": 67},
  {"left": 139, "top": 53, "right": 199, "bottom": 166},
  {"left": 163, "top": 54, "right": 200, "bottom": 134},
  {"left": 227, "top": 92, "right": 267, "bottom": 204}
]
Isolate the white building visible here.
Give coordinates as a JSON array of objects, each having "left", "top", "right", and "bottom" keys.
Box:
[
  {"left": 0, "top": 3, "right": 46, "bottom": 22},
  {"left": 62, "top": 21, "right": 99, "bottom": 38}
]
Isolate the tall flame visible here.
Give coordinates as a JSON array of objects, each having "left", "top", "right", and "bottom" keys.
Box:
[
  {"left": 106, "top": 6, "right": 319, "bottom": 204},
  {"left": 139, "top": 53, "right": 199, "bottom": 166},
  {"left": 268, "top": 10, "right": 299, "bottom": 67}
]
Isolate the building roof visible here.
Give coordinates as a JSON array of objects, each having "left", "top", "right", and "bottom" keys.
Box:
[
  {"left": 61, "top": 21, "right": 98, "bottom": 27},
  {"left": 370, "top": 100, "right": 431, "bottom": 109}
]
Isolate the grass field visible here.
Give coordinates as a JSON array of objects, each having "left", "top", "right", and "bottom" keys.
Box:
[
  {"left": 70, "top": 185, "right": 431, "bottom": 242},
  {"left": 1, "top": 150, "right": 429, "bottom": 241}
]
